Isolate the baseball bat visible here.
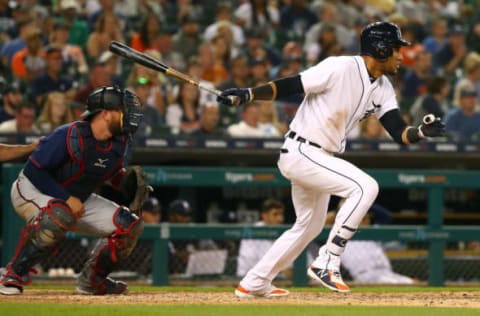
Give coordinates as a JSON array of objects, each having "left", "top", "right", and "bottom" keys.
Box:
[{"left": 109, "top": 41, "right": 235, "bottom": 103}]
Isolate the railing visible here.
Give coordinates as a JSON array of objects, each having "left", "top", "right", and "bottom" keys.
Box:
[{"left": 2, "top": 165, "right": 480, "bottom": 286}]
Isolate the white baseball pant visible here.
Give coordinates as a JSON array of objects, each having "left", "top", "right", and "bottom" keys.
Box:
[{"left": 240, "top": 136, "right": 379, "bottom": 291}]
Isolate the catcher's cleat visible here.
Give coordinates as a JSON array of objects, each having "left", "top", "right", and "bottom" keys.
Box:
[
  {"left": 307, "top": 266, "right": 350, "bottom": 293},
  {"left": 0, "top": 272, "right": 24, "bottom": 295},
  {"left": 234, "top": 284, "right": 289, "bottom": 298},
  {"left": 76, "top": 276, "right": 128, "bottom": 295}
]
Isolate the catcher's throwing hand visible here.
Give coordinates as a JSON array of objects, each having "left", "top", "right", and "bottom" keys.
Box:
[
  {"left": 217, "top": 88, "right": 253, "bottom": 107},
  {"left": 418, "top": 114, "right": 445, "bottom": 138},
  {"left": 119, "top": 165, "right": 153, "bottom": 215}
]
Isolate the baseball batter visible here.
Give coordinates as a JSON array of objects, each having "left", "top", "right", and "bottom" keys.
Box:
[
  {"left": 0, "top": 141, "right": 39, "bottom": 161},
  {"left": 0, "top": 86, "right": 145, "bottom": 296},
  {"left": 218, "top": 22, "right": 445, "bottom": 298}
]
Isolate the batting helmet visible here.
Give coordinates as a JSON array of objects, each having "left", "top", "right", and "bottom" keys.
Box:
[
  {"left": 82, "top": 86, "right": 143, "bottom": 134},
  {"left": 360, "top": 22, "right": 410, "bottom": 61}
]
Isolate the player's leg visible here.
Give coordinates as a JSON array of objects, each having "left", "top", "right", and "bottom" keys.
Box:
[
  {"left": 0, "top": 176, "right": 77, "bottom": 295},
  {"left": 75, "top": 194, "right": 143, "bottom": 295},
  {"left": 294, "top": 151, "right": 378, "bottom": 292},
  {"left": 236, "top": 183, "right": 330, "bottom": 298}
]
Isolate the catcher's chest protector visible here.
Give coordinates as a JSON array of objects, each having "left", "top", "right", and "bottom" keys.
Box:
[{"left": 53, "top": 121, "right": 126, "bottom": 201}]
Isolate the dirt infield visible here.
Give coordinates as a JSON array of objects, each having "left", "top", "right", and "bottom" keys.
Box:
[{"left": 1, "top": 290, "right": 480, "bottom": 308}]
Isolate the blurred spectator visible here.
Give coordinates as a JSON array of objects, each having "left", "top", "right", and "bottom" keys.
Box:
[
  {"left": 11, "top": 26, "right": 45, "bottom": 82},
  {"left": 0, "top": 99, "right": 36, "bottom": 133},
  {"left": 166, "top": 81, "right": 200, "bottom": 134},
  {"left": 466, "top": 19, "right": 480, "bottom": 53},
  {"left": 444, "top": 88, "right": 480, "bottom": 142},
  {"left": 433, "top": 25, "right": 467, "bottom": 76},
  {"left": 227, "top": 102, "right": 281, "bottom": 138},
  {"left": 191, "top": 102, "right": 225, "bottom": 136},
  {"left": 400, "top": 50, "right": 432, "bottom": 109},
  {"left": 1, "top": 18, "right": 35, "bottom": 68},
  {"left": 172, "top": 14, "right": 202, "bottom": 63},
  {"left": 57, "top": 0, "right": 89, "bottom": 50},
  {"left": 129, "top": 13, "right": 163, "bottom": 53},
  {"left": 242, "top": 28, "right": 282, "bottom": 71},
  {"left": 167, "top": 199, "right": 218, "bottom": 274},
  {"left": 233, "top": 0, "right": 279, "bottom": 45},
  {"left": 248, "top": 56, "right": 270, "bottom": 84},
  {"left": 358, "top": 115, "right": 389, "bottom": 140},
  {"left": 398, "top": 24, "right": 424, "bottom": 69},
  {"left": 73, "top": 60, "right": 113, "bottom": 105},
  {"left": 130, "top": 76, "right": 164, "bottom": 139},
  {"left": 86, "top": 12, "right": 124, "bottom": 60},
  {"left": 327, "top": 209, "right": 415, "bottom": 285},
  {"left": 236, "top": 198, "right": 287, "bottom": 278},
  {"left": 217, "top": 55, "right": 249, "bottom": 129},
  {"left": 280, "top": 0, "right": 318, "bottom": 43},
  {"left": 257, "top": 98, "right": 288, "bottom": 136},
  {"left": 422, "top": 17, "right": 448, "bottom": 56},
  {"left": 0, "top": 80, "right": 22, "bottom": 123},
  {"left": 410, "top": 75, "right": 451, "bottom": 126},
  {"left": 30, "top": 44, "right": 75, "bottom": 107},
  {"left": 127, "top": 49, "right": 168, "bottom": 115},
  {"left": 305, "top": 23, "right": 344, "bottom": 65},
  {"left": 345, "top": 17, "right": 368, "bottom": 56},
  {"left": 208, "top": 34, "right": 230, "bottom": 85},
  {"left": 87, "top": 0, "right": 128, "bottom": 34},
  {"left": 142, "top": 197, "right": 162, "bottom": 224},
  {"left": 304, "top": 2, "right": 354, "bottom": 53},
  {"left": 33, "top": 91, "right": 73, "bottom": 134},
  {"left": 203, "top": 2, "right": 245, "bottom": 50},
  {"left": 453, "top": 52, "right": 480, "bottom": 107},
  {"left": 98, "top": 51, "right": 124, "bottom": 88},
  {"left": 49, "top": 20, "right": 88, "bottom": 80}
]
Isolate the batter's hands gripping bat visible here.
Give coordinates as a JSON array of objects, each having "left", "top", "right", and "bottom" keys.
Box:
[{"left": 109, "top": 41, "right": 236, "bottom": 104}]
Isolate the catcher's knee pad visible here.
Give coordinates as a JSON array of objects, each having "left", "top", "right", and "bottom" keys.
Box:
[
  {"left": 110, "top": 206, "right": 144, "bottom": 260},
  {"left": 32, "top": 198, "right": 77, "bottom": 248}
]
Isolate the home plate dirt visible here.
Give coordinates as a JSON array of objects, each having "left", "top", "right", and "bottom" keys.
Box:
[{"left": 1, "top": 290, "right": 480, "bottom": 308}]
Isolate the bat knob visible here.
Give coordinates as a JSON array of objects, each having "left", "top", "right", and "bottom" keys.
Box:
[{"left": 423, "top": 114, "right": 435, "bottom": 125}]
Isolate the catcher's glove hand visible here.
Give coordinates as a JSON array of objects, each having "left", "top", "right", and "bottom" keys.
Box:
[{"left": 119, "top": 165, "right": 153, "bottom": 215}]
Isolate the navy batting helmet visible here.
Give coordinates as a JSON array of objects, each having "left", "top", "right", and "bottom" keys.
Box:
[
  {"left": 82, "top": 86, "right": 143, "bottom": 134},
  {"left": 360, "top": 22, "right": 410, "bottom": 61}
]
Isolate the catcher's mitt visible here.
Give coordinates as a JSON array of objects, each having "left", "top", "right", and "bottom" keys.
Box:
[{"left": 119, "top": 165, "right": 152, "bottom": 215}]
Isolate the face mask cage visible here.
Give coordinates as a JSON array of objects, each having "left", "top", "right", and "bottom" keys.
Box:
[{"left": 122, "top": 89, "right": 143, "bottom": 135}]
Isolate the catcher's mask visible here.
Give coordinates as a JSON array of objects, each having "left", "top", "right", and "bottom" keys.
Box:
[
  {"left": 360, "top": 21, "right": 410, "bottom": 61},
  {"left": 82, "top": 86, "right": 143, "bottom": 135}
]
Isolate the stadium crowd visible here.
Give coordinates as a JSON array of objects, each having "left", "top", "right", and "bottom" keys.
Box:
[{"left": 0, "top": 0, "right": 480, "bottom": 142}]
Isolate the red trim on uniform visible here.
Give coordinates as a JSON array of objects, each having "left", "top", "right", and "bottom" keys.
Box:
[
  {"left": 28, "top": 157, "right": 43, "bottom": 168},
  {"left": 16, "top": 178, "right": 42, "bottom": 210},
  {"left": 61, "top": 126, "right": 86, "bottom": 187}
]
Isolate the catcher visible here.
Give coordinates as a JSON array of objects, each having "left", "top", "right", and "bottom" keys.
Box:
[{"left": 0, "top": 86, "right": 151, "bottom": 295}]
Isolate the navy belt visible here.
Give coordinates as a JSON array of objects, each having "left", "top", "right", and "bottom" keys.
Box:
[{"left": 287, "top": 131, "right": 322, "bottom": 149}]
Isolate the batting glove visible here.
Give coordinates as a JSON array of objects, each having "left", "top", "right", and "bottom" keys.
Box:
[
  {"left": 217, "top": 88, "right": 253, "bottom": 107},
  {"left": 418, "top": 114, "right": 445, "bottom": 138}
]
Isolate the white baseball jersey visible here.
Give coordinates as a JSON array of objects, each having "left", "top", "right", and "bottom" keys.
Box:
[{"left": 290, "top": 56, "right": 398, "bottom": 153}]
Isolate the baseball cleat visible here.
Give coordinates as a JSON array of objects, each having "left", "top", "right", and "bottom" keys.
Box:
[
  {"left": 0, "top": 283, "right": 22, "bottom": 295},
  {"left": 76, "top": 276, "right": 128, "bottom": 295},
  {"left": 308, "top": 266, "right": 350, "bottom": 293},
  {"left": 234, "top": 284, "right": 289, "bottom": 298}
]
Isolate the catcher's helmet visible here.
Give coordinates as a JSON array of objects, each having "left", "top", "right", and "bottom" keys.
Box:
[
  {"left": 82, "top": 86, "right": 143, "bottom": 134},
  {"left": 360, "top": 22, "right": 410, "bottom": 61}
]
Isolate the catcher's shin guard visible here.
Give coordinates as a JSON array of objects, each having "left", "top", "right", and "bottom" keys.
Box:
[
  {"left": 77, "top": 207, "right": 143, "bottom": 295},
  {"left": 0, "top": 199, "right": 77, "bottom": 294}
]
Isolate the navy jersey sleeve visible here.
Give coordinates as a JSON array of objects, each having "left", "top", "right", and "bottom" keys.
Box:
[{"left": 23, "top": 125, "right": 72, "bottom": 200}]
